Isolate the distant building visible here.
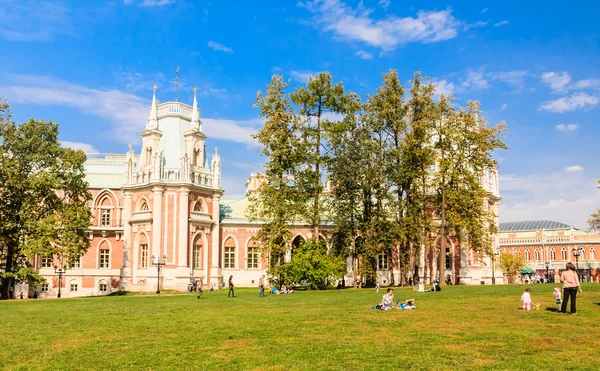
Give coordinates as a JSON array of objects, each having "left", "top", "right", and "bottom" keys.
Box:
[
  {"left": 20, "top": 89, "right": 503, "bottom": 298},
  {"left": 499, "top": 220, "right": 600, "bottom": 282}
]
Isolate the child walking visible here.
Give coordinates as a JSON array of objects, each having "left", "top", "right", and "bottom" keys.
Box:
[
  {"left": 521, "top": 288, "right": 532, "bottom": 311},
  {"left": 553, "top": 287, "right": 562, "bottom": 311}
]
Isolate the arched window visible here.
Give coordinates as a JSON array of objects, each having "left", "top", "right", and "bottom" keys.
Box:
[
  {"left": 139, "top": 234, "right": 149, "bottom": 268},
  {"left": 534, "top": 249, "right": 540, "bottom": 261},
  {"left": 247, "top": 239, "right": 259, "bottom": 269},
  {"left": 140, "top": 200, "right": 149, "bottom": 211},
  {"left": 99, "top": 196, "right": 113, "bottom": 227},
  {"left": 291, "top": 235, "right": 304, "bottom": 260},
  {"left": 146, "top": 148, "right": 152, "bottom": 166},
  {"left": 224, "top": 237, "right": 236, "bottom": 269},
  {"left": 550, "top": 249, "right": 556, "bottom": 261},
  {"left": 525, "top": 250, "right": 530, "bottom": 261},
  {"left": 561, "top": 248, "right": 567, "bottom": 261},
  {"left": 98, "top": 280, "right": 108, "bottom": 293},
  {"left": 193, "top": 239, "right": 202, "bottom": 269},
  {"left": 445, "top": 246, "right": 451, "bottom": 269},
  {"left": 193, "top": 149, "right": 200, "bottom": 167},
  {"left": 193, "top": 201, "right": 202, "bottom": 212},
  {"left": 580, "top": 249, "right": 585, "bottom": 260},
  {"left": 378, "top": 252, "right": 388, "bottom": 270},
  {"left": 590, "top": 248, "right": 595, "bottom": 261},
  {"left": 99, "top": 242, "right": 110, "bottom": 269}
]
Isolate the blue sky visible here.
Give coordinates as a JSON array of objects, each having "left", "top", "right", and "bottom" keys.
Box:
[{"left": 1, "top": 0, "right": 599, "bottom": 228}]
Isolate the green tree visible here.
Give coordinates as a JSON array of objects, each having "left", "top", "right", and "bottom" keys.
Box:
[
  {"left": 432, "top": 96, "right": 507, "bottom": 282},
  {"left": 282, "top": 239, "right": 347, "bottom": 289},
  {"left": 498, "top": 252, "right": 526, "bottom": 284},
  {"left": 248, "top": 75, "right": 307, "bottom": 280},
  {"left": 588, "top": 210, "right": 600, "bottom": 232},
  {"left": 0, "top": 100, "right": 92, "bottom": 299},
  {"left": 291, "top": 72, "right": 349, "bottom": 242}
]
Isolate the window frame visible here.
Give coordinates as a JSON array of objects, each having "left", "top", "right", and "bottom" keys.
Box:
[
  {"left": 99, "top": 282, "right": 108, "bottom": 293},
  {"left": 247, "top": 247, "right": 259, "bottom": 269},
  {"left": 99, "top": 249, "right": 110, "bottom": 269},
  {"left": 41, "top": 255, "right": 53, "bottom": 268},
  {"left": 193, "top": 244, "right": 202, "bottom": 269},
  {"left": 224, "top": 247, "right": 235, "bottom": 269},
  {"left": 100, "top": 208, "right": 112, "bottom": 226},
  {"left": 377, "top": 253, "right": 388, "bottom": 270},
  {"left": 140, "top": 244, "right": 149, "bottom": 268},
  {"left": 70, "top": 283, "right": 78, "bottom": 292}
]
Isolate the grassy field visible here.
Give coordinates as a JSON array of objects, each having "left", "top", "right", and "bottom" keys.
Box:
[{"left": 1, "top": 284, "right": 600, "bottom": 370}]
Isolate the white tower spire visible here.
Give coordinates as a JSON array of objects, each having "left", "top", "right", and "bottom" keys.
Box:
[
  {"left": 147, "top": 85, "right": 158, "bottom": 129},
  {"left": 191, "top": 88, "right": 201, "bottom": 131}
]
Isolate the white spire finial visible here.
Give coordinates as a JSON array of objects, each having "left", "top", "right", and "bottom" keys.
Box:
[
  {"left": 147, "top": 86, "right": 158, "bottom": 129},
  {"left": 191, "top": 88, "right": 201, "bottom": 131}
]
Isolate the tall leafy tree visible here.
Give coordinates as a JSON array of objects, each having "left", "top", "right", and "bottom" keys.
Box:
[
  {"left": 247, "top": 75, "right": 306, "bottom": 282},
  {"left": 0, "top": 100, "right": 92, "bottom": 299},
  {"left": 432, "top": 97, "right": 507, "bottom": 281},
  {"left": 291, "top": 72, "right": 348, "bottom": 241}
]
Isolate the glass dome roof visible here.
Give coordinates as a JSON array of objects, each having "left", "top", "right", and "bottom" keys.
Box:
[{"left": 499, "top": 220, "right": 575, "bottom": 232}]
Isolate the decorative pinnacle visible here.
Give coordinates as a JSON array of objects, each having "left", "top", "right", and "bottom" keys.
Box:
[
  {"left": 194, "top": 88, "right": 197, "bottom": 93},
  {"left": 153, "top": 85, "right": 157, "bottom": 91}
]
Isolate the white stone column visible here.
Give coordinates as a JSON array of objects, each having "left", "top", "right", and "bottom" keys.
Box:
[
  {"left": 123, "top": 192, "right": 133, "bottom": 268},
  {"left": 178, "top": 187, "right": 189, "bottom": 267},
  {"left": 120, "top": 192, "right": 133, "bottom": 289},
  {"left": 152, "top": 187, "right": 163, "bottom": 258},
  {"left": 210, "top": 193, "right": 222, "bottom": 287}
]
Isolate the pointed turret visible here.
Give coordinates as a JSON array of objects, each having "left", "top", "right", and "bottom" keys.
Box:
[
  {"left": 191, "top": 88, "right": 202, "bottom": 131},
  {"left": 147, "top": 85, "right": 158, "bottom": 129},
  {"left": 211, "top": 147, "right": 221, "bottom": 188}
]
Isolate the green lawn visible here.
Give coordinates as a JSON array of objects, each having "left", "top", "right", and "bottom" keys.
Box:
[{"left": 1, "top": 284, "right": 600, "bottom": 370}]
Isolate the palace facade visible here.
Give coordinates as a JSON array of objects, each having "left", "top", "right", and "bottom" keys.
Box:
[
  {"left": 499, "top": 220, "right": 600, "bottom": 282},
  {"left": 21, "top": 89, "right": 504, "bottom": 298}
]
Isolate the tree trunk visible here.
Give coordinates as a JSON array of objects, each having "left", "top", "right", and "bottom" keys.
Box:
[
  {"left": 439, "top": 183, "right": 446, "bottom": 283},
  {"left": 1, "top": 240, "right": 16, "bottom": 300},
  {"left": 314, "top": 104, "right": 321, "bottom": 242}
]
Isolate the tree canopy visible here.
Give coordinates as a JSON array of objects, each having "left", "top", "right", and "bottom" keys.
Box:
[{"left": 0, "top": 100, "right": 92, "bottom": 299}]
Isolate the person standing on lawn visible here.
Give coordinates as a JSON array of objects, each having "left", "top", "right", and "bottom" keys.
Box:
[
  {"left": 228, "top": 275, "right": 235, "bottom": 298},
  {"left": 259, "top": 275, "right": 265, "bottom": 297},
  {"left": 559, "top": 262, "right": 582, "bottom": 314}
]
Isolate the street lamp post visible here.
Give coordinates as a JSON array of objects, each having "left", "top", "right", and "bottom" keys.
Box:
[
  {"left": 573, "top": 247, "right": 583, "bottom": 281},
  {"left": 491, "top": 250, "right": 500, "bottom": 285},
  {"left": 544, "top": 261, "right": 550, "bottom": 283},
  {"left": 54, "top": 265, "right": 67, "bottom": 298},
  {"left": 152, "top": 255, "right": 167, "bottom": 294}
]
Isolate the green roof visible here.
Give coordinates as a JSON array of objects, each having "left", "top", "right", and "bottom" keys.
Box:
[{"left": 500, "top": 220, "right": 574, "bottom": 232}]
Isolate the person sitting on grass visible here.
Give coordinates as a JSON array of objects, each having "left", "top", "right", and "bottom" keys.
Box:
[
  {"left": 381, "top": 288, "right": 395, "bottom": 310},
  {"left": 287, "top": 286, "right": 294, "bottom": 294},
  {"left": 280, "top": 284, "right": 287, "bottom": 294},
  {"left": 396, "top": 299, "right": 416, "bottom": 310}
]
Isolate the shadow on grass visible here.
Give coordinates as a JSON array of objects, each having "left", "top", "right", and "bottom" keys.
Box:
[{"left": 545, "top": 307, "right": 559, "bottom": 312}]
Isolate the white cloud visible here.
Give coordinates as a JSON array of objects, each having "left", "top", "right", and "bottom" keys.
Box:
[
  {"left": 300, "top": 0, "right": 460, "bottom": 50},
  {"left": 138, "top": 0, "right": 175, "bottom": 6},
  {"left": 461, "top": 69, "right": 490, "bottom": 90},
  {"left": 489, "top": 70, "right": 529, "bottom": 88},
  {"left": 432, "top": 79, "right": 456, "bottom": 96},
  {"left": 565, "top": 165, "right": 583, "bottom": 172},
  {"left": 494, "top": 20, "right": 509, "bottom": 27},
  {"left": 500, "top": 103, "right": 507, "bottom": 111},
  {"left": 555, "top": 124, "right": 578, "bottom": 132},
  {"left": 290, "top": 70, "right": 316, "bottom": 83},
  {"left": 0, "top": 75, "right": 259, "bottom": 147},
  {"left": 378, "top": 0, "right": 390, "bottom": 11},
  {"left": 61, "top": 141, "right": 99, "bottom": 153},
  {"left": 574, "top": 78, "right": 600, "bottom": 91},
  {"left": 230, "top": 161, "right": 262, "bottom": 171},
  {"left": 463, "top": 20, "right": 488, "bottom": 31},
  {"left": 0, "top": 1, "right": 71, "bottom": 42},
  {"left": 355, "top": 50, "right": 373, "bottom": 60},
  {"left": 207, "top": 40, "right": 233, "bottom": 53},
  {"left": 499, "top": 172, "right": 600, "bottom": 228},
  {"left": 539, "top": 92, "right": 599, "bottom": 113},
  {"left": 541, "top": 71, "right": 571, "bottom": 92}
]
